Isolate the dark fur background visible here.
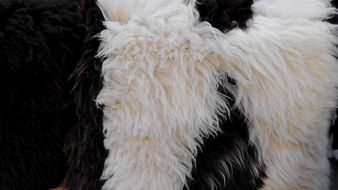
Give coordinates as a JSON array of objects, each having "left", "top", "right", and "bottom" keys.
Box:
[
  {"left": 0, "top": 0, "right": 83, "bottom": 189},
  {"left": 63, "top": 0, "right": 107, "bottom": 189},
  {"left": 185, "top": 85, "right": 265, "bottom": 190},
  {"left": 329, "top": 0, "right": 338, "bottom": 154},
  {"left": 197, "top": 0, "right": 254, "bottom": 31}
]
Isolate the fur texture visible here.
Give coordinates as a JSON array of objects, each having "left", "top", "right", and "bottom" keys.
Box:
[
  {"left": 331, "top": 112, "right": 338, "bottom": 151},
  {"left": 186, "top": 1, "right": 266, "bottom": 190},
  {"left": 64, "top": 0, "right": 260, "bottom": 189},
  {"left": 185, "top": 84, "right": 265, "bottom": 190},
  {"left": 63, "top": 0, "right": 107, "bottom": 189},
  {"left": 0, "top": 0, "right": 83, "bottom": 189},
  {"left": 64, "top": 0, "right": 338, "bottom": 189},
  {"left": 329, "top": 0, "right": 338, "bottom": 161},
  {"left": 196, "top": 0, "right": 253, "bottom": 31},
  {"left": 97, "top": 0, "right": 338, "bottom": 189},
  {"left": 97, "top": 1, "right": 226, "bottom": 189},
  {"left": 95, "top": 0, "right": 261, "bottom": 189},
  {"left": 212, "top": 0, "right": 338, "bottom": 189}
]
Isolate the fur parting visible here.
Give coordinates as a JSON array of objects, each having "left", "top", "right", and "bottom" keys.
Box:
[
  {"left": 186, "top": 1, "right": 266, "bottom": 190},
  {"left": 96, "top": 0, "right": 228, "bottom": 189},
  {"left": 207, "top": 0, "right": 338, "bottom": 189}
]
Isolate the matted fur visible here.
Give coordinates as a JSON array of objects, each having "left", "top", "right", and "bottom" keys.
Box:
[
  {"left": 96, "top": 0, "right": 338, "bottom": 189},
  {"left": 0, "top": 0, "right": 83, "bottom": 189}
]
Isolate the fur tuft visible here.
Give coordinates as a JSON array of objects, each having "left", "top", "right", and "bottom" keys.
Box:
[{"left": 96, "top": 0, "right": 228, "bottom": 189}]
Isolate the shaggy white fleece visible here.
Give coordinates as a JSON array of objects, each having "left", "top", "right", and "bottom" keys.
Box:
[
  {"left": 96, "top": 0, "right": 338, "bottom": 189},
  {"left": 96, "top": 0, "right": 227, "bottom": 189}
]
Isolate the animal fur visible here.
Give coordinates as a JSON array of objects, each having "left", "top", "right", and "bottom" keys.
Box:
[
  {"left": 96, "top": 0, "right": 338, "bottom": 189},
  {"left": 0, "top": 0, "right": 83, "bottom": 189},
  {"left": 64, "top": 0, "right": 338, "bottom": 189},
  {"left": 185, "top": 1, "right": 266, "bottom": 190},
  {"left": 94, "top": 0, "right": 262, "bottom": 189},
  {"left": 196, "top": 0, "right": 253, "bottom": 31},
  {"left": 214, "top": 0, "right": 338, "bottom": 189},
  {"left": 329, "top": 0, "right": 338, "bottom": 161},
  {"left": 63, "top": 0, "right": 259, "bottom": 190},
  {"left": 97, "top": 1, "right": 226, "bottom": 189},
  {"left": 63, "top": 0, "right": 107, "bottom": 189},
  {"left": 185, "top": 85, "right": 265, "bottom": 190},
  {"left": 330, "top": 111, "right": 338, "bottom": 159}
]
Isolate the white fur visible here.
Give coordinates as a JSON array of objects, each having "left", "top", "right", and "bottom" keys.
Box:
[
  {"left": 96, "top": 0, "right": 338, "bottom": 189},
  {"left": 96, "top": 1, "right": 227, "bottom": 189},
  {"left": 210, "top": 0, "right": 338, "bottom": 189}
]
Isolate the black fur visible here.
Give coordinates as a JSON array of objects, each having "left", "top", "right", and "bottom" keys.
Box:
[
  {"left": 63, "top": 0, "right": 107, "bottom": 189},
  {"left": 0, "top": 0, "right": 83, "bottom": 189},
  {"left": 186, "top": 1, "right": 265, "bottom": 189},
  {"left": 329, "top": 0, "right": 338, "bottom": 24},
  {"left": 196, "top": 0, "right": 254, "bottom": 31},
  {"left": 329, "top": 0, "right": 338, "bottom": 154},
  {"left": 185, "top": 84, "right": 265, "bottom": 190},
  {"left": 332, "top": 113, "right": 338, "bottom": 151}
]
